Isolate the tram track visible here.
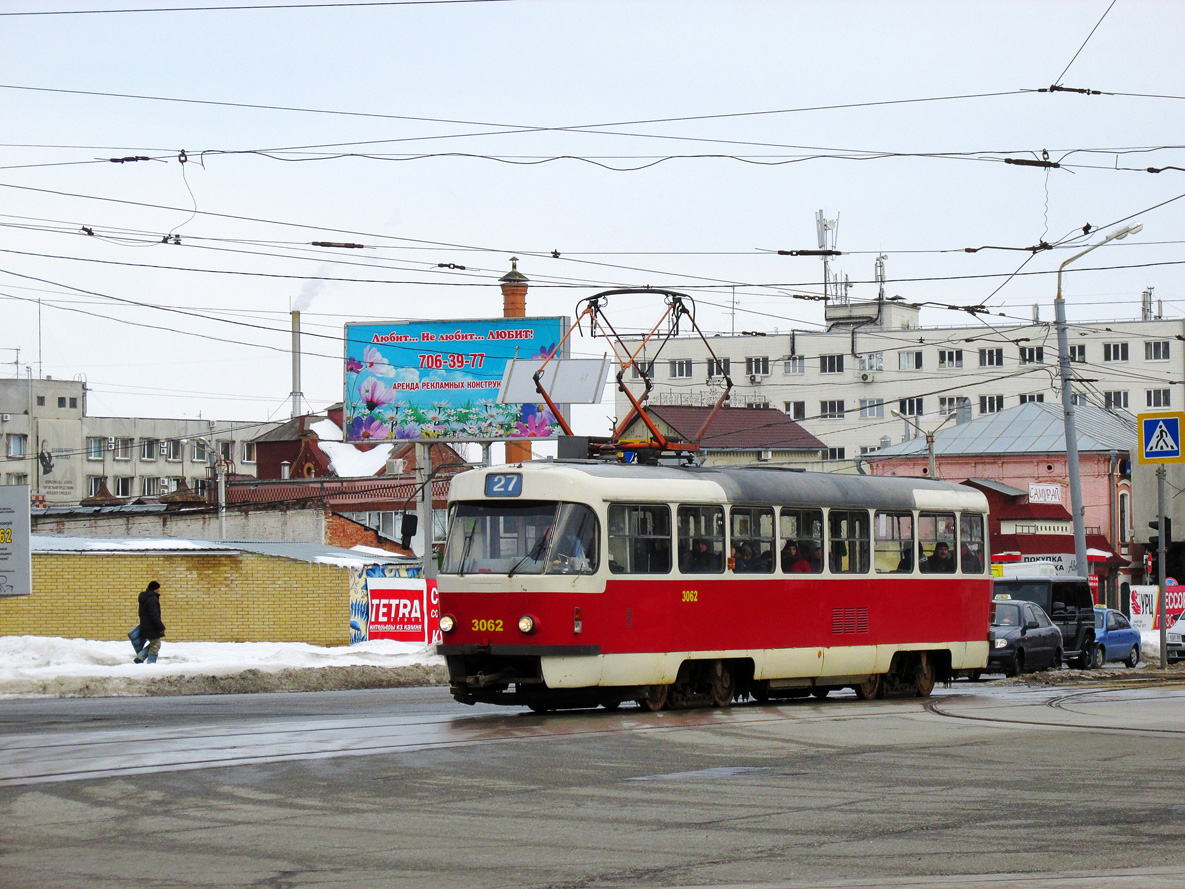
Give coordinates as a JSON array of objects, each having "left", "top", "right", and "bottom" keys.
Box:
[{"left": 925, "top": 679, "right": 1185, "bottom": 736}]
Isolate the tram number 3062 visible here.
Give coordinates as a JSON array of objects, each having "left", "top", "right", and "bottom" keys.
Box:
[{"left": 681, "top": 590, "right": 698, "bottom": 603}]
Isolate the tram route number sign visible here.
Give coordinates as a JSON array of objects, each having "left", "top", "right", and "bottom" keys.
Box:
[{"left": 1137, "top": 412, "right": 1185, "bottom": 464}]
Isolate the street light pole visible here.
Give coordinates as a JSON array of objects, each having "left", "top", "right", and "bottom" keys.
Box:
[
  {"left": 1054, "top": 222, "right": 1143, "bottom": 581},
  {"left": 891, "top": 409, "right": 956, "bottom": 479}
]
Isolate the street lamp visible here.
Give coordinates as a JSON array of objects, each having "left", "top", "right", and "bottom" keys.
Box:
[
  {"left": 1054, "top": 222, "right": 1143, "bottom": 582},
  {"left": 890, "top": 409, "right": 956, "bottom": 479}
]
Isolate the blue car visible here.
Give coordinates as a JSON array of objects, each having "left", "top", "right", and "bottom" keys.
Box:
[{"left": 1091, "top": 607, "right": 1141, "bottom": 668}]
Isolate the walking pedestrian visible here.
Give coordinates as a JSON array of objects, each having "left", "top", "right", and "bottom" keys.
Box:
[{"left": 135, "top": 580, "right": 165, "bottom": 664}]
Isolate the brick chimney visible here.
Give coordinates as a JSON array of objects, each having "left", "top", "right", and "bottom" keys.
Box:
[
  {"left": 500, "top": 256, "right": 528, "bottom": 317},
  {"left": 501, "top": 258, "right": 533, "bottom": 464}
]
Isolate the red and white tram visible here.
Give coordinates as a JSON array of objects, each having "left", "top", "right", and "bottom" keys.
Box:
[{"left": 436, "top": 460, "right": 991, "bottom": 710}]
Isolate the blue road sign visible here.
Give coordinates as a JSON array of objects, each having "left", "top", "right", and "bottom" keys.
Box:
[{"left": 1138, "top": 412, "right": 1185, "bottom": 464}]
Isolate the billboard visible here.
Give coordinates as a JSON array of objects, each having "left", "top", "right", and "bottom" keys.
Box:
[
  {"left": 343, "top": 317, "right": 567, "bottom": 442},
  {"left": 0, "top": 485, "right": 32, "bottom": 597},
  {"left": 365, "top": 577, "right": 440, "bottom": 644}
]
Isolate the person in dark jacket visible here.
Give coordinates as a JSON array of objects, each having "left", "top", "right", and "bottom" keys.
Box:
[{"left": 135, "top": 580, "right": 165, "bottom": 664}]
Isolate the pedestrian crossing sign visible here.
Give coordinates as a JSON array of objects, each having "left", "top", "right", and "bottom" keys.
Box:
[{"left": 1138, "top": 412, "right": 1185, "bottom": 464}]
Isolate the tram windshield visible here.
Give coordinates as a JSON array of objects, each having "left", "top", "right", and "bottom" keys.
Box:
[{"left": 441, "top": 501, "right": 599, "bottom": 576}]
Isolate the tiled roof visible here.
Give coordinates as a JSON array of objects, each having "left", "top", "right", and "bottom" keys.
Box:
[{"left": 642, "top": 406, "right": 825, "bottom": 450}]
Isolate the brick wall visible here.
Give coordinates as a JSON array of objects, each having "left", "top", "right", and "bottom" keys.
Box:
[{"left": 0, "top": 551, "right": 354, "bottom": 646}]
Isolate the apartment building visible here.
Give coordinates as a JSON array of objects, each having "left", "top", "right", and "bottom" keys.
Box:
[
  {"left": 0, "top": 377, "right": 275, "bottom": 505},
  {"left": 616, "top": 298, "right": 1182, "bottom": 463}
]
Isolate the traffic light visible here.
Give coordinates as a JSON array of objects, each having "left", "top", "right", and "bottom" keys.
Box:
[{"left": 1149, "top": 518, "right": 1173, "bottom": 549}]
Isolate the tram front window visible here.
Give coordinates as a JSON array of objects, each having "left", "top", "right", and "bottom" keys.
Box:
[{"left": 441, "top": 501, "right": 599, "bottom": 576}]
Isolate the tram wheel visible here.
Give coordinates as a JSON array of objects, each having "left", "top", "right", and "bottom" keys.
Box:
[
  {"left": 639, "top": 684, "right": 669, "bottom": 711},
  {"left": 710, "top": 666, "right": 736, "bottom": 708},
  {"left": 914, "top": 655, "right": 936, "bottom": 697},
  {"left": 855, "top": 673, "right": 883, "bottom": 700},
  {"left": 811, "top": 687, "right": 830, "bottom": 699}
]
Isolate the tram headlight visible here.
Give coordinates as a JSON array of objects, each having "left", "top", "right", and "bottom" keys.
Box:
[
  {"left": 439, "top": 614, "right": 456, "bottom": 634},
  {"left": 518, "top": 615, "right": 537, "bottom": 635},
  {"left": 993, "top": 637, "right": 1008, "bottom": 649}
]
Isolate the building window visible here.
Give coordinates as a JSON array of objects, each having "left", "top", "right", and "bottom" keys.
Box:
[
  {"left": 141, "top": 477, "right": 160, "bottom": 496},
  {"left": 35, "top": 396, "right": 45, "bottom": 406},
  {"left": 820, "top": 354, "right": 845, "bottom": 374},
  {"left": 859, "top": 398, "right": 884, "bottom": 419},
  {"left": 193, "top": 477, "right": 209, "bottom": 497},
  {"left": 1068, "top": 344, "right": 1086, "bottom": 363},
  {"left": 1105, "top": 391, "right": 1129, "bottom": 410},
  {"left": 1019, "top": 346, "right": 1044, "bottom": 365},
  {"left": 69, "top": 397, "right": 78, "bottom": 409},
  {"left": 859, "top": 352, "right": 883, "bottom": 372},
  {"left": 1147, "top": 389, "right": 1171, "bottom": 408},
  {"left": 192, "top": 440, "right": 208, "bottom": 463},
  {"left": 898, "top": 351, "right": 923, "bottom": 370},
  {"left": 141, "top": 439, "right": 158, "bottom": 461},
  {"left": 87, "top": 476, "right": 105, "bottom": 497},
  {"left": 6, "top": 434, "right": 27, "bottom": 458},
  {"left": 165, "top": 439, "right": 183, "bottom": 462},
  {"left": 938, "top": 350, "right": 963, "bottom": 369},
  {"left": 167, "top": 477, "right": 185, "bottom": 494},
  {"left": 670, "top": 359, "right": 693, "bottom": 379},
  {"left": 820, "top": 400, "right": 845, "bottom": 419},
  {"left": 86, "top": 437, "right": 105, "bottom": 461},
  {"left": 242, "top": 441, "right": 256, "bottom": 463},
  {"left": 1146, "top": 341, "right": 1170, "bottom": 361},
  {"left": 826, "top": 447, "right": 846, "bottom": 461},
  {"left": 898, "top": 397, "right": 923, "bottom": 417},
  {"left": 980, "top": 395, "right": 1004, "bottom": 414},
  {"left": 1020, "top": 393, "right": 1045, "bottom": 404},
  {"left": 219, "top": 441, "right": 233, "bottom": 462},
  {"left": 114, "top": 438, "right": 133, "bottom": 461},
  {"left": 1104, "top": 342, "right": 1129, "bottom": 362},
  {"left": 785, "top": 401, "right": 806, "bottom": 420},
  {"left": 979, "top": 348, "right": 1004, "bottom": 367},
  {"left": 630, "top": 360, "right": 654, "bottom": 379},
  {"left": 115, "top": 477, "right": 133, "bottom": 498},
  {"left": 939, "top": 396, "right": 970, "bottom": 416},
  {"left": 57, "top": 397, "right": 66, "bottom": 408},
  {"left": 746, "top": 356, "right": 770, "bottom": 377},
  {"left": 708, "top": 357, "right": 731, "bottom": 377},
  {"left": 859, "top": 445, "right": 881, "bottom": 455},
  {"left": 783, "top": 356, "right": 805, "bottom": 375},
  {"left": 1119, "top": 491, "right": 1130, "bottom": 544},
  {"left": 7, "top": 473, "right": 29, "bottom": 486}
]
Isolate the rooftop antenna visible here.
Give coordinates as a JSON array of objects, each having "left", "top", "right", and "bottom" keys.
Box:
[
  {"left": 1142, "top": 286, "right": 1154, "bottom": 321},
  {"left": 875, "top": 254, "right": 887, "bottom": 302},
  {"left": 815, "top": 209, "right": 842, "bottom": 303}
]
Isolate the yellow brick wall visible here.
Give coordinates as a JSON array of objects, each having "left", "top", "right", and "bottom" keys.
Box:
[{"left": 0, "top": 552, "right": 353, "bottom": 646}]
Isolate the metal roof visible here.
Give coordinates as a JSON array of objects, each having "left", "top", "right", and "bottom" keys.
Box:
[
  {"left": 31, "top": 535, "right": 416, "bottom": 567},
  {"left": 872, "top": 402, "right": 1136, "bottom": 458}
]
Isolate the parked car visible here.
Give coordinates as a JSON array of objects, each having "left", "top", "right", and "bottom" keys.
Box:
[
  {"left": 1091, "top": 607, "right": 1141, "bottom": 668},
  {"left": 988, "top": 597, "right": 1063, "bottom": 677},
  {"left": 1167, "top": 612, "right": 1185, "bottom": 664},
  {"left": 992, "top": 576, "right": 1096, "bottom": 667}
]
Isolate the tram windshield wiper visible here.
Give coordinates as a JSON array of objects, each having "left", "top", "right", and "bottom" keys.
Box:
[
  {"left": 456, "top": 526, "right": 477, "bottom": 576},
  {"left": 507, "top": 533, "right": 550, "bottom": 578}
]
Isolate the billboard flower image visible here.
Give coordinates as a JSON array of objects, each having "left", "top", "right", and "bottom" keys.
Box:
[
  {"left": 349, "top": 415, "right": 390, "bottom": 441},
  {"left": 343, "top": 317, "right": 566, "bottom": 442}
]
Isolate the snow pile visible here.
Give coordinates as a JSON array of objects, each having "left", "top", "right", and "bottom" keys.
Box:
[{"left": 0, "top": 636, "right": 446, "bottom": 699}]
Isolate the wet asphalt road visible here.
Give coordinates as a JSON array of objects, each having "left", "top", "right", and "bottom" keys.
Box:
[{"left": 2, "top": 680, "right": 1184, "bottom": 889}]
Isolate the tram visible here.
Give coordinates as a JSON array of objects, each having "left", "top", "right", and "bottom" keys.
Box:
[{"left": 436, "top": 460, "right": 992, "bottom": 710}]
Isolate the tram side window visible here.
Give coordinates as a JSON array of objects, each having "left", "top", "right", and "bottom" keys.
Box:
[
  {"left": 959, "top": 513, "right": 986, "bottom": 573},
  {"left": 780, "top": 507, "right": 823, "bottom": 573},
  {"left": 919, "top": 512, "right": 957, "bottom": 574},
  {"left": 828, "top": 509, "right": 870, "bottom": 573},
  {"left": 546, "top": 503, "right": 600, "bottom": 574},
  {"left": 608, "top": 504, "right": 672, "bottom": 574},
  {"left": 875, "top": 511, "right": 915, "bottom": 573},
  {"left": 678, "top": 505, "right": 725, "bottom": 573},
  {"left": 730, "top": 506, "right": 775, "bottom": 573}
]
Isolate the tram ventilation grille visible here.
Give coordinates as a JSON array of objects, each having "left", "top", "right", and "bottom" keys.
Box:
[{"left": 831, "top": 607, "right": 869, "bottom": 635}]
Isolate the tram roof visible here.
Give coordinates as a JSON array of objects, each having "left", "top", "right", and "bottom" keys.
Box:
[{"left": 459, "top": 460, "right": 988, "bottom": 512}]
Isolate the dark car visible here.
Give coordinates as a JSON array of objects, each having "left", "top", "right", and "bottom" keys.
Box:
[
  {"left": 992, "top": 576, "right": 1096, "bottom": 667},
  {"left": 1092, "top": 607, "right": 1141, "bottom": 668},
  {"left": 987, "top": 598, "right": 1063, "bottom": 676}
]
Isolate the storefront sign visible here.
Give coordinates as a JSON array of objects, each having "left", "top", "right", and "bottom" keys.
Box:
[
  {"left": 1028, "top": 483, "right": 1063, "bottom": 505},
  {"left": 1130, "top": 582, "right": 1185, "bottom": 632},
  {"left": 366, "top": 577, "right": 440, "bottom": 644}
]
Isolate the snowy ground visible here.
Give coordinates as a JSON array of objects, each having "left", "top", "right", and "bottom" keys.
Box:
[
  {"left": 0, "top": 632, "right": 1176, "bottom": 700},
  {"left": 0, "top": 635, "right": 447, "bottom": 699}
]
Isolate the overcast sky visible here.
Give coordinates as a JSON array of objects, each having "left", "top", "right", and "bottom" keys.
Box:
[{"left": 1, "top": 0, "right": 1182, "bottom": 436}]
